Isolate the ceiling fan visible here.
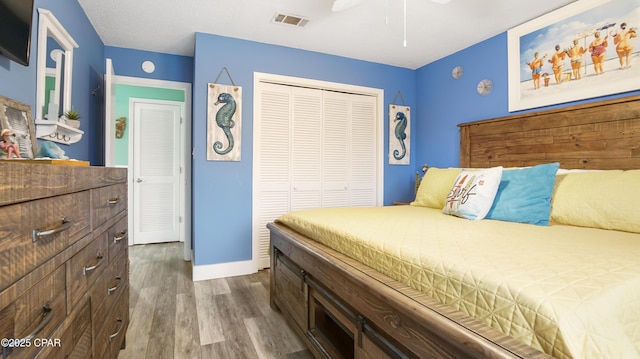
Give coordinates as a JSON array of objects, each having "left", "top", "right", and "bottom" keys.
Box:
[{"left": 332, "top": 0, "right": 450, "bottom": 12}]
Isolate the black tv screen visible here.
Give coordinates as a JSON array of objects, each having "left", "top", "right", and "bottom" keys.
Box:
[{"left": 0, "top": 0, "right": 35, "bottom": 66}]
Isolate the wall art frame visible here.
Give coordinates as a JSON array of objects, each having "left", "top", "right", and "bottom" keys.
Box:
[
  {"left": 507, "top": 0, "right": 640, "bottom": 112},
  {"left": 388, "top": 104, "right": 410, "bottom": 165},
  {"left": 207, "top": 83, "right": 242, "bottom": 161},
  {"left": 0, "top": 95, "right": 38, "bottom": 159}
]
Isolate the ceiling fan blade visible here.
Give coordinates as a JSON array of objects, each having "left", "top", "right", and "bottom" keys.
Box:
[{"left": 331, "top": 0, "right": 364, "bottom": 12}]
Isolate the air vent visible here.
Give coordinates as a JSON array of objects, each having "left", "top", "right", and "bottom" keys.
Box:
[{"left": 271, "top": 12, "right": 309, "bottom": 27}]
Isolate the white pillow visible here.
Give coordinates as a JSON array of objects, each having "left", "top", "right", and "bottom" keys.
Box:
[{"left": 442, "top": 166, "right": 503, "bottom": 220}]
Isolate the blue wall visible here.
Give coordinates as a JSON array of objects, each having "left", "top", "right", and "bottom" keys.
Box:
[
  {"left": 191, "top": 33, "right": 417, "bottom": 266},
  {"left": 414, "top": 32, "right": 640, "bottom": 168},
  {"left": 0, "top": 0, "right": 104, "bottom": 164},
  {"left": 105, "top": 47, "right": 194, "bottom": 83}
]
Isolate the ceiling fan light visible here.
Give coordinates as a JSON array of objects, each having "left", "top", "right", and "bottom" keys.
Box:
[{"left": 332, "top": 0, "right": 364, "bottom": 12}]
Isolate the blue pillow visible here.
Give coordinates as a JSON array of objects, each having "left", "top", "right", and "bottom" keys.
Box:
[{"left": 485, "top": 162, "right": 560, "bottom": 225}]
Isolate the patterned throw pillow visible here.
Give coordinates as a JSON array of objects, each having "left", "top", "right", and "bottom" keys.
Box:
[{"left": 442, "top": 166, "right": 503, "bottom": 220}]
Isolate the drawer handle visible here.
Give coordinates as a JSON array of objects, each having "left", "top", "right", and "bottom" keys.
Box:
[
  {"left": 25, "top": 303, "right": 54, "bottom": 341},
  {"left": 108, "top": 319, "right": 124, "bottom": 341},
  {"left": 114, "top": 230, "right": 127, "bottom": 243},
  {"left": 83, "top": 253, "right": 104, "bottom": 275},
  {"left": 32, "top": 217, "right": 72, "bottom": 242},
  {"left": 1, "top": 304, "right": 54, "bottom": 355},
  {"left": 107, "top": 276, "right": 122, "bottom": 295},
  {"left": 107, "top": 197, "right": 121, "bottom": 206}
]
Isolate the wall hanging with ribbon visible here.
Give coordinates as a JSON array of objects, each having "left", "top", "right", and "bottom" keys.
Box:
[
  {"left": 389, "top": 90, "right": 410, "bottom": 165},
  {"left": 207, "top": 67, "right": 242, "bottom": 161}
]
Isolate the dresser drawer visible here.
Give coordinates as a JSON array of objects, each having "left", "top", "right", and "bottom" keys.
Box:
[
  {"left": 0, "top": 265, "right": 66, "bottom": 359},
  {"left": 108, "top": 285, "right": 129, "bottom": 359},
  {"left": 0, "top": 191, "right": 90, "bottom": 292},
  {"left": 92, "top": 184, "right": 127, "bottom": 230},
  {"left": 107, "top": 214, "right": 128, "bottom": 263},
  {"left": 0, "top": 163, "right": 94, "bottom": 206},
  {"left": 94, "top": 285, "right": 129, "bottom": 359},
  {"left": 34, "top": 300, "right": 92, "bottom": 359},
  {"left": 67, "top": 234, "right": 108, "bottom": 309},
  {"left": 91, "top": 250, "right": 128, "bottom": 327}
]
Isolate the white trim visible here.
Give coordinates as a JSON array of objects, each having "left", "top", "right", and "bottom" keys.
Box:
[
  {"left": 107, "top": 75, "right": 193, "bottom": 262},
  {"left": 252, "top": 72, "right": 384, "bottom": 271},
  {"left": 255, "top": 72, "right": 384, "bottom": 99},
  {"left": 35, "top": 8, "right": 78, "bottom": 121},
  {"left": 192, "top": 259, "right": 256, "bottom": 281},
  {"left": 104, "top": 58, "right": 115, "bottom": 166},
  {"left": 113, "top": 75, "right": 192, "bottom": 90}
]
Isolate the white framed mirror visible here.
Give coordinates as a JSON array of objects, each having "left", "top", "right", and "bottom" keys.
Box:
[{"left": 35, "top": 8, "right": 78, "bottom": 122}]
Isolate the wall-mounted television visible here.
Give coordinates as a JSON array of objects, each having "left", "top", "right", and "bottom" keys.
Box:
[{"left": 0, "top": 0, "right": 35, "bottom": 66}]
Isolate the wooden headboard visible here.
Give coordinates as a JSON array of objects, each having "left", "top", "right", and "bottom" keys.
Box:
[{"left": 458, "top": 95, "right": 640, "bottom": 170}]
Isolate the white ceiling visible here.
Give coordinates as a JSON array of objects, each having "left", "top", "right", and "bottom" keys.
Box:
[{"left": 77, "top": 0, "right": 576, "bottom": 70}]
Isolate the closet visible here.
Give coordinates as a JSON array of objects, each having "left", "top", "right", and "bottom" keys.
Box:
[{"left": 253, "top": 77, "right": 382, "bottom": 268}]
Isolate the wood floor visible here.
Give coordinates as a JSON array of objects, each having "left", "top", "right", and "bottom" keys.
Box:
[{"left": 118, "top": 242, "right": 314, "bottom": 359}]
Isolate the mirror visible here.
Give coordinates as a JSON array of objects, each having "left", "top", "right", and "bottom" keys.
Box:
[
  {"left": 35, "top": 8, "right": 77, "bottom": 121},
  {"left": 44, "top": 47, "right": 64, "bottom": 120}
]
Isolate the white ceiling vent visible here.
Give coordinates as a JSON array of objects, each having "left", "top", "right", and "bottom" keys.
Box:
[{"left": 271, "top": 12, "right": 309, "bottom": 27}]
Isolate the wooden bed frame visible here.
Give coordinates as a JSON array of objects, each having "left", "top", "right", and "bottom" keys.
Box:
[{"left": 268, "top": 94, "right": 640, "bottom": 359}]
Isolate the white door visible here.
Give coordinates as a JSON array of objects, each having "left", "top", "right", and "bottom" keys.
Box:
[
  {"left": 253, "top": 83, "right": 292, "bottom": 269},
  {"left": 132, "top": 101, "right": 182, "bottom": 244},
  {"left": 348, "top": 93, "right": 378, "bottom": 207},
  {"left": 291, "top": 87, "right": 323, "bottom": 211}
]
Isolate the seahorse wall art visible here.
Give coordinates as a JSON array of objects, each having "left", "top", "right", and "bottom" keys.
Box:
[
  {"left": 207, "top": 84, "right": 242, "bottom": 161},
  {"left": 388, "top": 105, "right": 410, "bottom": 165},
  {"left": 393, "top": 111, "right": 407, "bottom": 160}
]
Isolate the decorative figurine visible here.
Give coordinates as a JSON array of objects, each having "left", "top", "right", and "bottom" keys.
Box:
[
  {"left": 115, "top": 117, "right": 126, "bottom": 139},
  {"left": 0, "top": 129, "right": 21, "bottom": 158}
]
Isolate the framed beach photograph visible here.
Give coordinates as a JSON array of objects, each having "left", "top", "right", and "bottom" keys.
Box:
[
  {"left": 507, "top": 0, "right": 640, "bottom": 112},
  {"left": 0, "top": 95, "right": 38, "bottom": 159}
]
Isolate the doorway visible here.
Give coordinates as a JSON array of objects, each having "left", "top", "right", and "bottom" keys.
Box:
[{"left": 103, "top": 64, "right": 192, "bottom": 260}]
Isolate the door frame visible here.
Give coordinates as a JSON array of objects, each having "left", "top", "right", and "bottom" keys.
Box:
[
  {"left": 104, "top": 74, "right": 192, "bottom": 261},
  {"left": 252, "top": 72, "right": 384, "bottom": 269}
]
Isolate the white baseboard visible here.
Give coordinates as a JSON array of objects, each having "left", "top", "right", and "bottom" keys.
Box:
[{"left": 192, "top": 259, "right": 256, "bottom": 281}]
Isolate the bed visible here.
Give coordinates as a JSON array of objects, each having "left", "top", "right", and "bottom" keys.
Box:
[{"left": 267, "top": 94, "right": 640, "bottom": 359}]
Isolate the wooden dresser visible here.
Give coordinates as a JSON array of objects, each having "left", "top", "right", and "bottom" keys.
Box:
[{"left": 0, "top": 162, "right": 129, "bottom": 359}]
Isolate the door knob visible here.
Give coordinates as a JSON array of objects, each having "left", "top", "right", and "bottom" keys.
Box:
[{"left": 136, "top": 178, "right": 143, "bottom": 183}]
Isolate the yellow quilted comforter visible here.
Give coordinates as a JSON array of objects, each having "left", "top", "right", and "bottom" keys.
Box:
[{"left": 277, "top": 206, "right": 640, "bottom": 359}]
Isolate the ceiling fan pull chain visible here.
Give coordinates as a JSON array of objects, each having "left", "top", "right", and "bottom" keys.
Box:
[
  {"left": 385, "top": 0, "right": 389, "bottom": 25},
  {"left": 403, "top": 0, "right": 407, "bottom": 47}
]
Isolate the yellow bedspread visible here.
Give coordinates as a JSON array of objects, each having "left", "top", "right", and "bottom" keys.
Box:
[{"left": 277, "top": 205, "right": 640, "bottom": 359}]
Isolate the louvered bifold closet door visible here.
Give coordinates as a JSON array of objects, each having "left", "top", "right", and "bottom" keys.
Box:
[
  {"left": 349, "top": 94, "right": 377, "bottom": 207},
  {"left": 322, "top": 91, "right": 350, "bottom": 208},
  {"left": 291, "top": 87, "right": 323, "bottom": 211},
  {"left": 254, "top": 80, "right": 379, "bottom": 269},
  {"left": 254, "top": 83, "right": 292, "bottom": 269}
]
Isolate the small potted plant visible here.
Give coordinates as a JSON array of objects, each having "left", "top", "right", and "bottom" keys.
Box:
[{"left": 64, "top": 109, "right": 81, "bottom": 128}]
